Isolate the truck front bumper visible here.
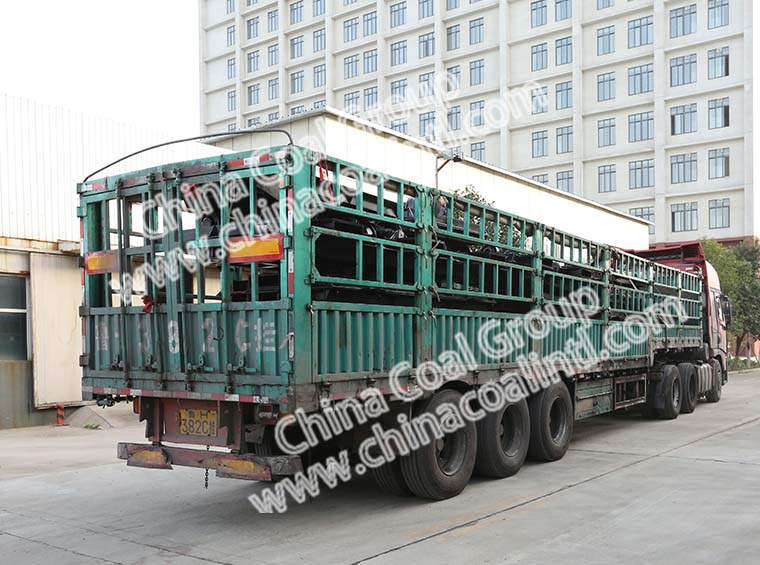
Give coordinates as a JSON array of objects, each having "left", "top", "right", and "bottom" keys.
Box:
[{"left": 117, "top": 442, "right": 303, "bottom": 481}]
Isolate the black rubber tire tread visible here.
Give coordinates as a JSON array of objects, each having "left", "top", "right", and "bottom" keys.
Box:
[
  {"left": 371, "top": 458, "right": 412, "bottom": 496},
  {"left": 658, "top": 364, "right": 681, "bottom": 420},
  {"left": 400, "top": 389, "right": 477, "bottom": 500},
  {"left": 475, "top": 397, "right": 530, "bottom": 478},
  {"left": 705, "top": 358, "right": 723, "bottom": 403},
  {"left": 677, "top": 363, "right": 698, "bottom": 414},
  {"left": 527, "top": 380, "right": 574, "bottom": 462}
]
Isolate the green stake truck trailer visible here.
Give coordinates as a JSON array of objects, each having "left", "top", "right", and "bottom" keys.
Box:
[{"left": 79, "top": 112, "right": 731, "bottom": 500}]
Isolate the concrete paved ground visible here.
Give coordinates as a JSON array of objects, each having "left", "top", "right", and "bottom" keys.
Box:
[{"left": 1, "top": 373, "right": 759, "bottom": 565}]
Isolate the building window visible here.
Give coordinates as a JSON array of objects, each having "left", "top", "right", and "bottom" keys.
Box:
[
  {"left": 248, "top": 117, "right": 261, "bottom": 128},
  {"left": 629, "top": 159, "right": 654, "bottom": 189},
  {"left": 419, "top": 0, "right": 434, "bottom": 18},
  {"left": 447, "top": 66, "right": 461, "bottom": 91},
  {"left": 290, "top": 36, "right": 304, "bottom": 59},
  {"left": 227, "top": 0, "right": 236, "bottom": 14},
  {"left": 344, "top": 91, "right": 360, "bottom": 113},
  {"left": 344, "top": 0, "right": 357, "bottom": 5},
  {"left": 532, "top": 87, "right": 548, "bottom": 114},
  {"left": 709, "top": 198, "right": 730, "bottom": 229},
  {"left": 267, "top": 10, "right": 278, "bottom": 32},
  {"left": 290, "top": 105, "right": 305, "bottom": 116},
  {"left": 671, "top": 153, "right": 698, "bottom": 183},
  {"left": 391, "top": 2, "right": 407, "bottom": 27},
  {"left": 313, "top": 63, "right": 326, "bottom": 87},
  {"left": 227, "top": 58, "right": 236, "bottom": 79},
  {"left": 364, "top": 11, "right": 377, "bottom": 36},
  {"left": 531, "top": 0, "right": 547, "bottom": 27},
  {"left": 597, "top": 26, "right": 615, "bottom": 56},
  {"left": 531, "top": 43, "right": 548, "bottom": 71},
  {"left": 313, "top": 29, "right": 326, "bottom": 52},
  {"left": 670, "top": 54, "right": 697, "bottom": 86},
  {"left": 248, "top": 84, "right": 260, "bottom": 106},
  {"left": 670, "top": 4, "right": 697, "bottom": 38},
  {"left": 708, "top": 47, "right": 729, "bottom": 79},
  {"left": 555, "top": 0, "right": 571, "bottom": 21},
  {"left": 247, "top": 17, "right": 259, "bottom": 39},
  {"left": 419, "top": 72, "right": 435, "bottom": 97},
  {"left": 471, "top": 142, "right": 485, "bottom": 161},
  {"left": 672, "top": 202, "right": 698, "bottom": 232},
  {"left": 708, "top": 0, "right": 729, "bottom": 29},
  {"left": 628, "top": 64, "right": 653, "bottom": 95},
  {"left": 470, "top": 100, "right": 485, "bottom": 126},
  {"left": 469, "top": 18, "right": 484, "bottom": 45},
  {"left": 290, "top": 70, "right": 304, "bottom": 94},
  {"left": 533, "top": 174, "right": 549, "bottom": 184},
  {"left": 290, "top": 0, "right": 303, "bottom": 24},
  {"left": 364, "top": 86, "right": 378, "bottom": 109},
  {"left": 268, "top": 111, "right": 279, "bottom": 121},
  {"left": 447, "top": 0, "right": 459, "bottom": 10},
  {"left": 268, "top": 78, "right": 279, "bottom": 100},
  {"left": 268, "top": 44, "right": 279, "bottom": 66},
  {"left": 556, "top": 170, "right": 573, "bottom": 193},
  {"left": 555, "top": 37, "right": 572, "bottom": 65},
  {"left": 532, "top": 130, "right": 548, "bottom": 158},
  {"left": 364, "top": 49, "right": 378, "bottom": 73},
  {"left": 709, "top": 148, "right": 730, "bottom": 179},
  {"left": 313, "top": 99, "right": 326, "bottom": 109},
  {"left": 598, "top": 0, "right": 613, "bottom": 9},
  {"left": 597, "top": 72, "right": 615, "bottom": 101},
  {"left": 629, "top": 111, "right": 654, "bottom": 142},
  {"left": 0, "top": 276, "right": 28, "bottom": 360},
  {"left": 556, "top": 125, "right": 573, "bottom": 154},
  {"left": 391, "top": 79, "right": 407, "bottom": 103},
  {"left": 313, "top": 0, "right": 325, "bottom": 16},
  {"left": 670, "top": 104, "right": 697, "bottom": 135},
  {"left": 419, "top": 111, "right": 436, "bottom": 138},
  {"left": 344, "top": 18, "right": 358, "bottom": 42},
  {"left": 227, "top": 90, "right": 237, "bottom": 112},
  {"left": 598, "top": 165, "right": 617, "bottom": 193},
  {"left": 344, "top": 54, "right": 359, "bottom": 79},
  {"left": 419, "top": 32, "right": 435, "bottom": 58},
  {"left": 470, "top": 59, "right": 484, "bottom": 86},
  {"left": 709, "top": 97, "right": 730, "bottom": 129},
  {"left": 598, "top": 118, "right": 616, "bottom": 147},
  {"left": 448, "top": 105, "right": 461, "bottom": 130},
  {"left": 447, "top": 25, "right": 460, "bottom": 50},
  {"left": 391, "top": 119, "right": 408, "bottom": 134},
  {"left": 227, "top": 25, "right": 236, "bottom": 47},
  {"left": 630, "top": 206, "right": 655, "bottom": 234},
  {"left": 628, "top": 16, "right": 653, "bottom": 48},
  {"left": 391, "top": 41, "right": 407, "bottom": 66},
  {"left": 556, "top": 81, "right": 572, "bottom": 109},
  {"left": 247, "top": 51, "right": 260, "bottom": 74}
]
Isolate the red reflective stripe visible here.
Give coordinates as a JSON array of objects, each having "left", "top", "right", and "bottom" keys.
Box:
[{"left": 227, "top": 158, "right": 245, "bottom": 168}]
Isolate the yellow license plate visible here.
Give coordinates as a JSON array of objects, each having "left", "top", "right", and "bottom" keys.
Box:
[{"left": 179, "top": 409, "right": 217, "bottom": 437}]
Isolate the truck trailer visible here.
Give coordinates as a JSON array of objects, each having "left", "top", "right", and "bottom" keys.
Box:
[{"left": 78, "top": 112, "right": 731, "bottom": 501}]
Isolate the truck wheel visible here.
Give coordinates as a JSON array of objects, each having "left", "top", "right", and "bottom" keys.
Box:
[
  {"left": 528, "top": 380, "right": 573, "bottom": 462},
  {"left": 677, "top": 363, "right": 698, "bottom": 414},
  {"left": 400, "top": 389, "right": 477, "bottom": 500},
  {"left": 705, "top": 358, "right": 723, "bottom": 403},
  {"left": 658, "top": 365, "right": 682, "bottom": 420},
  {"left": 371, "top": 458, "right": 412, "bottom": 496},
  {"left": 475, "top": 397, "right": 530, "bottom": 478}
]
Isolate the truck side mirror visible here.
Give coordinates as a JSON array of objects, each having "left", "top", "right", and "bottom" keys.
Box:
[{"left": 720, "top": 294, "right": 732, "bottom": 327}]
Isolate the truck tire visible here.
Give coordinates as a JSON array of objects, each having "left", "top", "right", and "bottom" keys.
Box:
[
  {"left": 658, "top": 364, "right": 682, "bottom": 420},
  {"left": 705, "top": 358, "right": 723, "bottom": 403},
  {"left": 527, "top": 380, "right": 573, "bottom": 462},
  {"left": 371, "top": 458, "right": 412, "bottom": 497},
  {"left": 677, "top": 363, "right": 698, "bottom": 414},
  {"left": 400, "top": 389, "right": 477, "bottom": 500},
  {"left": 475, "top": 397, "right": 530, "bottom": 478}
]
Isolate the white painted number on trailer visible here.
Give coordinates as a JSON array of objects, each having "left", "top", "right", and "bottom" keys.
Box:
[{"left": 167, "top": 321, "right": 180, "bottom": 354}]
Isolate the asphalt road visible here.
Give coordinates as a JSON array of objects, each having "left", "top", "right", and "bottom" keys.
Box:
[{"left": 2, "top": 372, "right": 760, "bottom": 564}]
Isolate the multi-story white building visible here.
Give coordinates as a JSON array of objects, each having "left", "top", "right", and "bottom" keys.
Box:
[{"left": 199, "top": 0, "right": 754, "bottom": 246}]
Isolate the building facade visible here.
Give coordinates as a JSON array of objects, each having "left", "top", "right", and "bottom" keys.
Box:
[{"left": 199, "top": 0, "right": 754, "bottom": 245}]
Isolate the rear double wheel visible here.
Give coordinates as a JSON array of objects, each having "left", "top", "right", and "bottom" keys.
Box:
[
  {"left": 475, "top": 397, "right": 531, "bottom": 478},
  {"left": 677, "top": 363, "right": 698, "bottom": 414},
  {"left": 400, "top": 389, "right": 477, "bottom": 500},
  {"left": 657, "top": 364, "right": 682, "bottom": 420},
  {"left": 705, "top": 358, "right": 723, "bottom": 403},
  {"left": 528, "top": 381, "right": 573, "bottom": 462}
]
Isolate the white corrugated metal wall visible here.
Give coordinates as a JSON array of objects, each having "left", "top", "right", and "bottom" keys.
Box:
[{"left": 0, "top": 94, "right": 227, "bottom": 243}]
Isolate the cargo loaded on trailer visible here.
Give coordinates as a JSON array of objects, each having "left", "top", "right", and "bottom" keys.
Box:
[{"left": 78, "top": 141, "right": 731, "bottom": 500}]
